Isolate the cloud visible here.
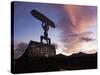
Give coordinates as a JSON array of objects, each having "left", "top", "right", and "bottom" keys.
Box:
[
  {"left": 64, "top": 5, "right": 97, "bottom": 33},
  {"left": 56, "top": 5, "right": 97, "bottom": 55},
  {"left": 56, "top": 31, "right": 96, "bottom": 55},
  {"left": 80, "top": 37, "right": 95, "bottom": 42},
  {"left": 14, "top": 42, "right": 28, "bottom": 59}
]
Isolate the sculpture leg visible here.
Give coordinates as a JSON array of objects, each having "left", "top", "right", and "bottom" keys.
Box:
[
  {"left": 47, "top": 38, "right": 51, "bottom": 45},
  {"left": 40, "top": 35, "right": 51, "bottom": 44}
]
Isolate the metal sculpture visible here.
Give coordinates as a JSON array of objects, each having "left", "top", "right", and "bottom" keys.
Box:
[{"left": 31, "top": 9, "right": 55, "bottom": 44}]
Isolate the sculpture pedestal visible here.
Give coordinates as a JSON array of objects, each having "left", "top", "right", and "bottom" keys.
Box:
[
  {"left": 14, "top": 40, "right": 57, "bottom": 73},
  {"left": 25, "top": 40, "right": 56, "bottom": 57}
]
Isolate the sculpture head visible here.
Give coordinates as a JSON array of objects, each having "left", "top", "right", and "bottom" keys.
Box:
[{"left": 31, "top": 9, "right": 55, "bottom": 28}]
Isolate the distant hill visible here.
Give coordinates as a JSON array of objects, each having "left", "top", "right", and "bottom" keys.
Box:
[{"left": 56, "top": 52, "right": 97, "bottom": 57}]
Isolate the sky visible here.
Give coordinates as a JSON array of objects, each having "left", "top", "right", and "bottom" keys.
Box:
[{"left": 13, "top": 1, "right": 97, "bottom": 58}]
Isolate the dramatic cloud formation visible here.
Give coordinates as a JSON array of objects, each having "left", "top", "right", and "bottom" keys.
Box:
[
  {"left": 64, "top": 5, "right": 97, "bottom": 33},
  {"left": 60, "top": 32, "right": 96, "bottom": 55},
  {"left": 56, "top": 5, "right": 97, "bottom": 55}
]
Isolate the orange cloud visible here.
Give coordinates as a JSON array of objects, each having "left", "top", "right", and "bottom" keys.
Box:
[{"left": 64, "top": 5, "right": 97, "bottom": 33}]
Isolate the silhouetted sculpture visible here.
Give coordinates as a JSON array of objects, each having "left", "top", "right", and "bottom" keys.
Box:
[
  {"left": 31, "top": 9, "right": 55, "bottom": 44},
  {"left": 21, "top": 9, "right": 57, "bottom": 58}
]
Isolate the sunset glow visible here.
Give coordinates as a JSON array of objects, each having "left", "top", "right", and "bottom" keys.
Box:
[{"left": 13, "top": 2, "right": 97, "bottom": 57}]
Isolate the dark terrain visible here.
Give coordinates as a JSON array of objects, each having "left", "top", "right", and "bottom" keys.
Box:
[{"left": 12, "top": 52, "right": 97, "bottom": 74}]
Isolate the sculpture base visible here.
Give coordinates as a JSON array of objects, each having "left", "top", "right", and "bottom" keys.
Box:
[{"left": 25, "top": 40, "right": 56, "bottom": 57}]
